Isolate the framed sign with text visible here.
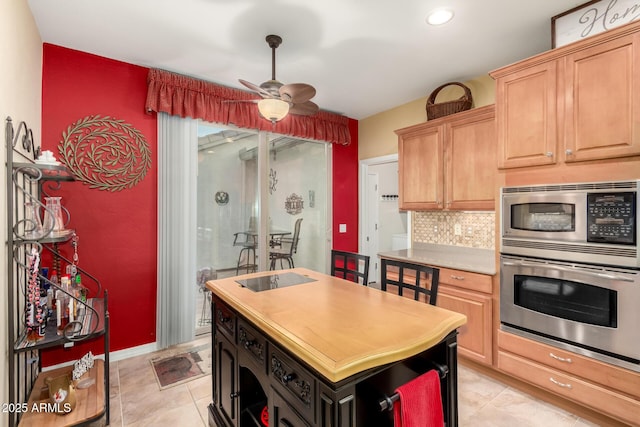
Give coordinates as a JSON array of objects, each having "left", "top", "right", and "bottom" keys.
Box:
[{"left": 552, "top": 0, "right": 640, "bottom": 47}]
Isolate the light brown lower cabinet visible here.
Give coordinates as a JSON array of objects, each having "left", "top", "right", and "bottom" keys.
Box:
[
  {"left": 437, "top": 285, "right": 492, "bottom": 366},
  {"left": 380, "top": 257, "right": 494, "bottom": 367},
  {"left": 498, "top": 330, "right": 640, "bottom": 426}
]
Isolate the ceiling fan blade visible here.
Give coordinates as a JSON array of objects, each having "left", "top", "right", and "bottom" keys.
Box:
[
  {"left": 239, "top": 79, "right": 275, "bottom": 98},
  {"left": 289, "top": 100, "right": 319, "bottom": 116},
  {"left": 280, "top": 83, "right": 316, "bottom": 104}
]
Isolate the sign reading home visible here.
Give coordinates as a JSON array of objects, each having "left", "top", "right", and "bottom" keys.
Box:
[{"left": 552, "top": 0, "right": 640, "bottom": 47}]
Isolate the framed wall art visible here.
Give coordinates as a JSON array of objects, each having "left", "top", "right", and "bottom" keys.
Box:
[{"left": 552, "top": 0, "right": 640, "bottom": 48}]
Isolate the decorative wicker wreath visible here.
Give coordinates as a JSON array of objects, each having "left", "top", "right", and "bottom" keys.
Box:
[{"left": 58, "top": 115, "right": 152, "bottom": 192}]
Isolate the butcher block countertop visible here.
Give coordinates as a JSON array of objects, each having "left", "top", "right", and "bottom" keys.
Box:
[
  {"left": 379, "top": 243, "right": 496, "bottom": 275},
  {"left": 206, "top": 268, "right": 467, "bottom": 383}
]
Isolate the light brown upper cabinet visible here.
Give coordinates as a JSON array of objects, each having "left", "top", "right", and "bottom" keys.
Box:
[
  {"left": 396, "top": 105, "right": 496, "bottom": 211},
  {"left": 492, "top": 22, "right": 640, "bottom": 169}
]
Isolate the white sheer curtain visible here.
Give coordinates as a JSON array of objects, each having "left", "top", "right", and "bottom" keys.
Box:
[{"left": 157, "top": 112, "right": 198, "bottom": 348}]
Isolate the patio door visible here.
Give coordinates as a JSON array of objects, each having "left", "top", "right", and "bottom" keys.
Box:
[{"left": 195, "top": 123, "right": 330, "bottom": 333}]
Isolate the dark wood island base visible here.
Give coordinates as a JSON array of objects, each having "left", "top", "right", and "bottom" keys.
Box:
[{"left": 206, "top": 268, "right": 466, "bottom": 427}]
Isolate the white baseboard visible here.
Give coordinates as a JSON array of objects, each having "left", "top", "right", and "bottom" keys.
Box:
[
  {"left": 109, "top": 341, "right": 159, "bottom": 362},
  {"left": 42, "top": 341, "right": 159, "bottom": 371}
]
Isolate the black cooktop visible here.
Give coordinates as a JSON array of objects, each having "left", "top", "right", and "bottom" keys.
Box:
[{"left": 236, "top": 272, "right": 317, "bottom": 292}]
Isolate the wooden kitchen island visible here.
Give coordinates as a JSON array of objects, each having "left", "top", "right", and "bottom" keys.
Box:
[{"left": 206, "top": 268, "right": 466, "bottom": 427}]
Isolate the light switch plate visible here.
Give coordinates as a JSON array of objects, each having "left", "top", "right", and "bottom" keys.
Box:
[{"left": 339, "top": 224, "right": 347, "bottom": 233}]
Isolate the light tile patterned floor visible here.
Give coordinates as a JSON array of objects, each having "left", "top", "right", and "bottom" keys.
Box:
[{"left": 104, "top": 336, "right": 612, "bottom": 427}]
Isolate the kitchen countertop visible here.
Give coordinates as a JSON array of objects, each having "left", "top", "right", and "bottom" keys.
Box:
[
  {"left": 206, "top": 267, "right": 466, "bottom": 382},
  {"left": 378, "top": 243, "right": 496, "bottom": 275}
]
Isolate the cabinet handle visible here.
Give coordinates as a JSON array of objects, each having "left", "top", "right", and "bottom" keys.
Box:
[
  {"left": 549, "top": 377, "right": 572, "bottom": 389},
  {"left": 565, "top": 149, "right": 573, "bottom": 156},
  {"left": 230, "top": 392, "right": 240, "bottom": 399},
  {"left": 281, "top": 373, "right": 296, "bottom": 384},
  {"left": 217, "top": 311, "right": 231, "bottom": 324},
  {"left": 549, "top": 352, "right": 572, "bottom": 363},
  {"left": 545, "top": 152, "right": 553, "bottom": 157},
  {"left": 450, "top": 275, "right": 465, "bottom": 280}
]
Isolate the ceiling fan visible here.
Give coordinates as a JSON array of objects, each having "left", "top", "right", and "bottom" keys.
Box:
[{"left": 239, "top": 34, "right": 319, "bottom": 123}]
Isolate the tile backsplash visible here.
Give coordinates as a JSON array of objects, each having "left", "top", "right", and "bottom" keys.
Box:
[{"left": 413, "top": 211, "right": 495, "bottom": 249}]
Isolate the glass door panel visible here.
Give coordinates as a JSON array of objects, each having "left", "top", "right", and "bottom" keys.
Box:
[
  {"left": 195, "top": 125, "right": 331, "bottom": 333},
  {"left": 196, "top": 124, "right": 259, "bottom": 333},
  {"left": 267, "top": 135, "right": 329, "bottom": 273}
]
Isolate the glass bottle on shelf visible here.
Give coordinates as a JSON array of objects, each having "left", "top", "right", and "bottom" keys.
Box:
[
  {"left": 24, "top": 201, "right": 44, "bottom": 239},
  {"left": 42, "top": 196, "right": 66, "bottom": 237}
]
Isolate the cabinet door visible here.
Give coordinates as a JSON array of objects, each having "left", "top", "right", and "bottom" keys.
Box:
[
  {"left": 437, "top": 285, "right": 493, "bottom": 365},
  {"left": 216, "top": 334, "right": 238, "bottom": 426},
  {"left": 271, "top": 389, "right": 312, "bottom": 427},
  {"left": 564, "top": 32, "right": 640, "bottom": 162},
  {"left": 445, "top": 106, "right": 496, "bottom": 210},
  {"left": 398, "top": 124, "right": 443, "bottom": 210},
  {"left": 496, "top": 60, "right": 558, "bottom": 168}
]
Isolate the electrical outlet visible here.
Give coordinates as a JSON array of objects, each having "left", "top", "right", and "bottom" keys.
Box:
[{"left": 454, "top": 223, "right": 462, "bottom": 236}]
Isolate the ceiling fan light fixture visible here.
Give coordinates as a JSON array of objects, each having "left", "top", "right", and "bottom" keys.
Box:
[
  {"left": 258, "top": 98, "right": 290, "bottom": 123},
  {"left": 426, "top": 8, "right": 454, "bottom": 26}
]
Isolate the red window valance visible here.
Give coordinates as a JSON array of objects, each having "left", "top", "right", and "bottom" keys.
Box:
[{"left": 145, "top": 69, "right": 351, "bottom": 145}]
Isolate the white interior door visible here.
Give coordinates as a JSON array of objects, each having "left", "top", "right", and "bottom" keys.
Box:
[{"left": 362, "top": 172, "right": 379, "bottom": 284}]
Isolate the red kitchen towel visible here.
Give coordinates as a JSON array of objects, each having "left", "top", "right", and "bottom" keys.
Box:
[{"left": 393, "top": 369, "right": 444, "bottom": 427}]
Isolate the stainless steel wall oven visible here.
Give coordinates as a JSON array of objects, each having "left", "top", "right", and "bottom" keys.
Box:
[{"left": 500, "top": 180, "right": 640, "bottom": 373}]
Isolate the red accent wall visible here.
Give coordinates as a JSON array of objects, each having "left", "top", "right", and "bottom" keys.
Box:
[
  {"left": 40, "top": 44, "right": 358, "bottom": 364},
  {"left": 332, "top": 118, "right": 359, "bottom": 252},
  {"left": 41, "top": 44, "right": 158, "bottom": 364}
]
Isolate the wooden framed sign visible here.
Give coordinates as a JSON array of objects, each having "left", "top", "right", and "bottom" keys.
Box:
[{"left": 552, "top": 0, "right": 640, "bottom": 47}]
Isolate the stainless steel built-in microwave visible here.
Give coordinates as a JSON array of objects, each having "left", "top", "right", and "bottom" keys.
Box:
[{"left": 501, "top": 180, "right": 639, "bottom": 268}]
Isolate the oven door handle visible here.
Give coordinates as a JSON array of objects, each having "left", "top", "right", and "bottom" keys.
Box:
[
  {"left": 595, "top": 273, "right": 634, "bottom": 282},
  {"left": 502, "top": 260, "right": 634, "bottom": 282}
]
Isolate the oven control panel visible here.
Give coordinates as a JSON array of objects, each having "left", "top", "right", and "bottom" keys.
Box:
[{"left": 587, "top": 192, "right": 636, "bottom": 244}]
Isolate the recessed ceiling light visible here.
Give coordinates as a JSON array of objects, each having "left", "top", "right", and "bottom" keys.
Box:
[{"left": 426, "top": 9, "right": 454, "bottom": 26}]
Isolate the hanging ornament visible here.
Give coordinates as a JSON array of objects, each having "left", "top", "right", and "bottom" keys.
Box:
[{"left": 26, "top": 248, "right": 45, "bottom": 342}]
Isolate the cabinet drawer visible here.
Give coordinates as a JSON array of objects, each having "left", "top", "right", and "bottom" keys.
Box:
[
  {"left": 498, "top": 351, "right": 640, "bottom": 426},
  {"left": 498, "top": 330, "right": 640, "bottom": 399},
  {"left": 270, "top": 347, "right": 316, "bottom": 424},
  {"left": 214, "top": 298, "right": 236, "bottom": 342},
  {"left": 438, "top": 267, "right": 492, "bottom": 294},
  {"left": 271, "top": 388, "right": 312, "bottom": 427},
  {"left": 238, "top": 319, "right": 267, "bottom": 370}
]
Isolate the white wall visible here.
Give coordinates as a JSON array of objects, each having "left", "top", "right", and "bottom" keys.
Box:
[{"left": 0, "top": 1, "right": 43, "bottom": 422}]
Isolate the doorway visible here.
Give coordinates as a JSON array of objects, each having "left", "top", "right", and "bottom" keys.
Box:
[{"left": 359, "top": 155, "right": 409, "bottom": 285}]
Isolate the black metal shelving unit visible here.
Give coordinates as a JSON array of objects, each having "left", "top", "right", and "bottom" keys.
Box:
[{"left": 6, "top": 117, "right": 110, "bottom": 427}]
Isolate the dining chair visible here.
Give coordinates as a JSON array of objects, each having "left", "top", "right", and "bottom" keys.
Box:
[
  {"left": 380, "top": 258, "right": 440, "bottom": 305},
  {"left": 269, "top": 218, "right": 303, "bottom": 270},
  {"left": 330, "top": 250, "right": 370, "bottom": 285},
  {"left": 233, "top": 231, "right": 258, "bottom": 275}
]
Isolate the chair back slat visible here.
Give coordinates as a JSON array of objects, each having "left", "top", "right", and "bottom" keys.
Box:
[
  {"left": 380, "top": 258, "right": 440, "bottom": 305},
  {"left": 331, "top": 250, "right": 370, "bottom": 285}
]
